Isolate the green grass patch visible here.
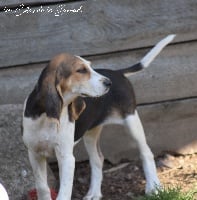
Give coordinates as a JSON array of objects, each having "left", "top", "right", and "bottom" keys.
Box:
[{"left": 136, "top": 187, "right": 197, "bottom": 200}]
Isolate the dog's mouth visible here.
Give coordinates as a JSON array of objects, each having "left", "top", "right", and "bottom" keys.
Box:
[
  {"left": 105, "top": 87, "right": 110, "bottom": 93},
  {"left": 80, "top": 83, "right": 111, "bottom": 98},
  {"left": 81, "top": 93, "right": 101, "bottom": 98},
  {"left": 81, "top": 89, "right": 109, "bottom": 98},
  {"left": 81, "top": 93, "right": 90, "bottom": 97}
]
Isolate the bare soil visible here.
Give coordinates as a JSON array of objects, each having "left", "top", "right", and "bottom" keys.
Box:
[
  {"left": 51, "top": 153, "right": 197, "bottom": 199},
  {"left": 73, "top": 153, "right": 197, "bottom": 199}
]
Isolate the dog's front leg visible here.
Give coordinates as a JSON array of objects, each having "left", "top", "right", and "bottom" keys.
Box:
[
  {"left": 28, "top": 151, "right": 51, "bottom": 200},
  {"left": 56, "top": 153, "right": 75, "bottom": 200},
  {"left": 55, "top": 129, "right": 75, "bottom": 200},
  {"left": 83, "top": 126, "right": 104, "bottom": 200}
]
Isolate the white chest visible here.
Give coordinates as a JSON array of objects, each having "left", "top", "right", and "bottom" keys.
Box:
[{"left": 23, "top": 108, "right": 75, "bottom": 157}]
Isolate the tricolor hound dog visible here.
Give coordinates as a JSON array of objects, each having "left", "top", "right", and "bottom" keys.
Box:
[
  {"left": 23, "top": 34, "right": 175, "bottom": 200},
  {"left": 74, "top": 35, "right": 176, "bottom": 200},
  {"left": 22, "top": 54, "right": 112, "bottom": 200}
]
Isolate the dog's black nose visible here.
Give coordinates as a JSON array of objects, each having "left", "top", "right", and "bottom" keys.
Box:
[{"left": 103, "top": 78, "right": 112, "bottom": 88}]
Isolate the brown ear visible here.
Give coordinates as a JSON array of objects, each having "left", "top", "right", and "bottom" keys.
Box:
[
  {"left": 45, "top": 86, "right": 63, "bottom": 120},
  {"left": 38, "top": 65, "right": 63, "bottom": 120},
  {"left": 68, "top": 97, "right": 86, "bottom": 122}
]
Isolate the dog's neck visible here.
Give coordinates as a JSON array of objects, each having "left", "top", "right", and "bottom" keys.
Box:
[{"left": 62, "top": 92, "right": 78, "bottom": 107}]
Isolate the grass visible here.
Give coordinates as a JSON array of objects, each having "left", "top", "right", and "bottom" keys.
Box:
[{"left": 136, "top": 187, "right": 197, "bottom": 200}]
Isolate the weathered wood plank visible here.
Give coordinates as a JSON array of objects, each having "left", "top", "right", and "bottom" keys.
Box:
[
  {"left": 0, "top": 0, "right": 73, "bottom": 8},
  {"left": 0, "top": 0, "right": 196, "bottom": 68},
  {"left": 0, "top": 41, "right": 196, "bottom": 105}
]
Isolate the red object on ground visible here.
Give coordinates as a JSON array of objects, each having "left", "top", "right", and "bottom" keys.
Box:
[{"left": 27, "top": 188, "right": 57, "bottom": 200}]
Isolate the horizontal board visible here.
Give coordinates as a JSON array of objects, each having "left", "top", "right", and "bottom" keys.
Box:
[
  {"left": 0, "top": 0, "right": 197, "bottom": 67},
  {"left": 0, "top": 41, "right": 196, "bottom": 105},
  {"left": 0, "top": 0, "right": 72, "bottom": 8}
]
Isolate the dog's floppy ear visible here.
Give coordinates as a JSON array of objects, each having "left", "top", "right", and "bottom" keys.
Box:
[
  {"left": 45, "top": 85, "right": 63, "bottom": 120},
  {"left": 44, "top": 61, "right": 72, "bottom": 120},
  {"left": 38, "top": 65, "right": 63, "bottom": 120},
  {"left": 55, "top": 61, "right": 72, "bottom": 100},
  {"left": 68, "top": 97, "right": 86, "bottom": 122}
]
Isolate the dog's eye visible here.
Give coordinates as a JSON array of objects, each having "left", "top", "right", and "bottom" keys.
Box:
[{"left": 76, "top": 68, "right": 87, "bottom": 74}]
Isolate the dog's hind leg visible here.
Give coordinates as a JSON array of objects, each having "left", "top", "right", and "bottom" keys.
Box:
[
  {"left": 83, "top": 125, "right": 104, "bottom": 200},
  {"left": 28, "top": 151, "right": 52, "bottom": 200},
  {"left": 124, "top": 110, "right": 161, "bottom": 194}
]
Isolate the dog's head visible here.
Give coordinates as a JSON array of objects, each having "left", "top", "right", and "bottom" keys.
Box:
[
  {"left": 36, "top": 53, "right": 111, "bottom": 120},
  {"left": 51, "top": 54, "right": 111, "bottom": 99}
]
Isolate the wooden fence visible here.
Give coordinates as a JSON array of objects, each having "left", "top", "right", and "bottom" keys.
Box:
[{"left": 0, "top": 0, "right": 197, "bottom": 198}]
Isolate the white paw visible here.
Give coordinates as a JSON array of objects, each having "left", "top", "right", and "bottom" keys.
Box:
[
  {"left": 145, "top": 180, "right": 162, "bottom": 194},
  {"left": 83, "top": 195, "right": 102, "bottom": 200}
]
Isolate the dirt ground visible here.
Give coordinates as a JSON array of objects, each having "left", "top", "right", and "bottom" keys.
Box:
[
  {"left": 60, "top": 153, "right": 197, "bottom": 200},
  {"left": 50, "top": 153, "right": 197, "bottom": 199}
]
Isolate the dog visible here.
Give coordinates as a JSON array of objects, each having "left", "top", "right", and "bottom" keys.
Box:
[
  {"left": 0, "top": 183, "right": 9, "bottom": 200},
  {"left": 22, "top": 54, "right": 112, "bottom": 200},
  {"left": 73, "top": 35, "right": 176, "bottom": 200}
]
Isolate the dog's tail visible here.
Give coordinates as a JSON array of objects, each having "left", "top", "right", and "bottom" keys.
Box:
[{"left": 118, "top": 34, "right": 176, "bottom": 76}]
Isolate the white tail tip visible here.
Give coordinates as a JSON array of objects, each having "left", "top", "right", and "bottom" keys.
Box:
[
  {"left": 141, "top": 34, "right": 176, "bottom": 68},
  {"left": 164, "top": 34, "right": 176, "bottom": 43}
]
